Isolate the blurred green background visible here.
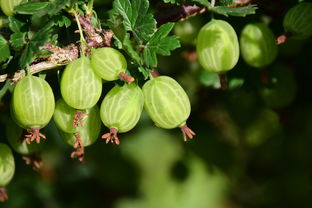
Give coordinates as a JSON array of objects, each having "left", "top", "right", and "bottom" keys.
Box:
[{"left": 1, "top": 0, "right": 312, "bottom": 207}]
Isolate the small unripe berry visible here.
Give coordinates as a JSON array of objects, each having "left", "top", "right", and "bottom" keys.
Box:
[
  {"left": 283, "top": 2, "right": 312, "bottom": 39},
  {"left": 240, "top": 23, "right": 278, "bottom": 68},
  {"left": 0, "top": 143, "right": 15, "bottom": 189}
]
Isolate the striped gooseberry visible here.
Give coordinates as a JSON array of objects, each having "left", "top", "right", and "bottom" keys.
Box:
[
  {"left": 53, "top": 98, "right": 86, "bottom": 133},
  {"left": 58, "top": 105, "right": 101, "bottom": 162},
  {"left": 174, "top": 16, "right": 203, "bottom": 45},
  {"left": 100, "top": 83, "right": 144, "bottom": 145},
  {"left": 240, "top": 23, "right": 278, "bottom": 68},
  {"left": 0, "top": 0, "right": 27, "bottom": 16},
  {"left": 60, "top": 56, "right": 102, "bottom": 110},
  {"left": 259, "top": 64, "right": 297, "bottom": 108},
  {"left": 0, "top": 143, "right": 15, "bottom": 202},
  {"left": 6, "top": 118, "right": 42, "bottom": 155},
  {"left": 90, "top": 47, "right": 134, "bottom": 82},
  {"left": 196, "top": 19, "right": 239, "bottom": 73},
  {"left": 11, "top": 75, "right": 55, "bottom": 144},
  {"left": 283, "top": 2, "right": 312, "bottom": 39},
  {"left": 142, "top": 75, "right": 195, "bottom": 141},
  {"left": 6, "top": 118, "right": 43, "bottom": 169}
]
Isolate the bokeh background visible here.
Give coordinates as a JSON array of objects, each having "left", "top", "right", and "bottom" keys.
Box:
[{"left": 1, "top": 0, "right": 312, "bottom": 207}]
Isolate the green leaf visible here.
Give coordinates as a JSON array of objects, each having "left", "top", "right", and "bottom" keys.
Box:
[
  {"left": 19, "top": 20, "right": 55, "bottom": 68},
  {"left": 15, "top": 2, "right": 50, "bottom": 15},
  {"left": 138, "top": 66, "right": 152, "bottom": 79},
  {"left": 0, "top": 35, "right": 10, "bottom": 63},
  {"left": 192, "top": 0, "right": 212, "bottom": 8},
  {"left": 143, "top": 23, "right": 180, "bottom": 67},
  {"left": 123, "top": 33, "right": 142, "bottom": 64},
  {"left": 210, "top": 5, "right": 258, "bottom": 17},
  {"left": 19, "top": 44, "right": 32, "bottom": 68},
  {"left": 43, "top": 0, "right": 71, "bottom": 16},
  {"left": 107, "top": 10, "right": 126, "bottom": 42},
  {"left": 163, "top": 0, "right": 183, "bottom": 4},
  {"left": 10, "top": 32, "right": 26, "bottom": 50},
  {"left": 113, "top": 0, "right": 156, "bottom": 41},
  {"left": 199, "top": 70, "right": 221, "bottom": 89},
  {"left": 8, "top": 16, "right": 27, "bottom": 33},
  {"left": 0, "top": 81, "right": 12, "bottom": 104},
  {"left": 54, "top": 15, "right": 71, "bottom": 28},
  {"left": 219, "top": 0, "right": 233, "bottom": 6}
]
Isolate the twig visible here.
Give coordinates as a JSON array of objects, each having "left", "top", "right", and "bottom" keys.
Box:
[
  {"left": 155, "top": 5, "right": 206, "bottom": 26},
  {"left": 0, "top": 43, "right": 79, "bottom": 83}
]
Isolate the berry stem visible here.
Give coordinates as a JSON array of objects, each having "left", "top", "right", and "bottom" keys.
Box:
[
  {"left": 260, "top": 68, "right": 269, "bottom": 85},
  {"left": 102, "top": 128, "right": 120, "bottom": 145},
  {"left": 219, "top": 74, "right": 228, "bottom": 90},
  {"left": 180, "top": 125, "right": 196, "bottom": 142},
  {"left": 25, "top": 128, "right": 46, "bottom": 144},
  {"left": 119, "top": 72, "right": 135, "bottom": 83},
  {"left": 0, "top": 187, "right": 8, "bottom": 202}
]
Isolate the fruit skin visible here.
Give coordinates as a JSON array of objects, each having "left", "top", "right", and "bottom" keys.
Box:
[
  {"left": 240, "top": 23, "right": 278, "bottom": 68},
  {"left": 174, "top": 16, "right": 203, "bottom": 45},
  {"left": 59, "top": 105, "right": 101, "bottom": 147},
  {"left": 283, "top": 2, "right": 312, "bottom": 39},
  {"left": 90, "top": 47, "right": 127, "bottom": 81},
  {"left": 143, "top": 76, "right": 190, "bottom": 129},
  {"left": 12, "top": 75, "right": 55, "bottom": 129},
  {"left": 0, "top": 0, "right": 27, "bottom": 16},
  {"left": 6, "top": 118, "right": 42, "bottom": 155},
  {"left": 196, "top": 19, "right": 239, "bottom": 73},
  {"left": 100, "top": 83, "right": 144, "bottom": 133},
  {"left": 0, "top": 143, "right": 15, "bottom": 187},
  {"left": 53, "top": 99, "right": 79, "bottom": 133},
  {"left": 260, "top": 64, "right": 297, "bottom": 108},
  {"left": 61, "top": 56, "right": 102, "bottom": 110}
]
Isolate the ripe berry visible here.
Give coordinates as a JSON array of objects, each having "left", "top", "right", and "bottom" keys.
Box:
[
  {"left": 196, "top": 19, "right": 239, "bottom": 73},
  {"left": 143, "top": 76, "right": 195, "bottom": 141},
  {"left": 100, "top": 83, "right": 144, "bottom": 145},
  {"left": 11, "top": 75, "right": 55, "bottom": 143},
  {"left": 0, "top": 0, "right": 27, "bottom": 16},
  {"left": 90, "top": 47, "right": 134, "bottom": 82},
  {"left": 60, "top": 56, "right": 102, "bottom": 110}
]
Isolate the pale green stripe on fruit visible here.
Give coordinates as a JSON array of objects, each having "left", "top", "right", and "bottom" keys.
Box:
[
  {"left": 100, "top": 84, "right": 143, "bottom": 133},
  {"left": 143, "top": 76, "right": 191, "bottom": 129},
  {"left": 61, "top": 57, "right": 102, "bottom": 110},
  {"left": 0, "top": 143, "right": 15, "bottom": 187},
  {"left": 12, "top": 76, "right": 55, "bottom": 129},
  {"left": 196, "top": 19, "right": 239, "bottom": 73}
]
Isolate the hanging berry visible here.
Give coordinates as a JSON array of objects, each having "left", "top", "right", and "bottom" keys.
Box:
[
  {"left": 143, "top": 76, "right": 195, "bottom": 141},
  {"left": 11, "top": 75, "right": 55, "bottom": 143},
  {"left": 100, "top": 83, "right": 144, "bottom": 145}
]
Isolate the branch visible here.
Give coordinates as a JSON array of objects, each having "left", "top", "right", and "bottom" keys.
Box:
[
  {"left": 0, "top": 14, "right": 113, "bottom": 83},
  {"left": 0, "top": 43, "right": 79, "bottom": 83},
  {"left": 155, "top": 5, "right": 205, "bottom": 26}
]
